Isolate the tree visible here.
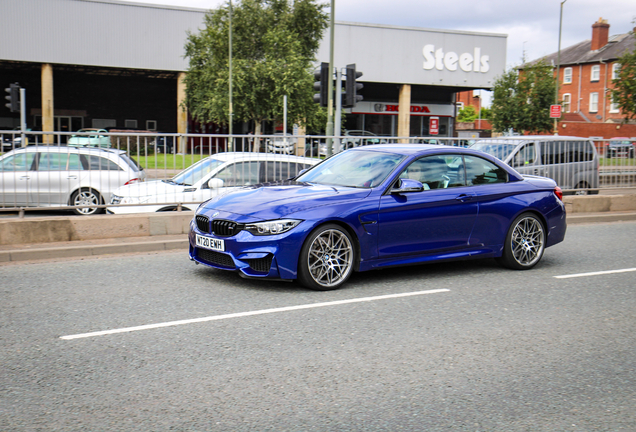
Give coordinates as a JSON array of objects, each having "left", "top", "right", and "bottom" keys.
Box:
[
  {"left": 184, "top": 0, "right": 328, "bottom": 149},
  {"left": 609, "top": 28, "right": 636, "bottom": 122},
  {"left": 457, "top": 105, "right": 478, "bottom": 123},
  {"left": 479, "top": 107, "right": 492, "bottom": 120},
  {"left": 491, "top": 61, "right": 556, "bottom": 134}
]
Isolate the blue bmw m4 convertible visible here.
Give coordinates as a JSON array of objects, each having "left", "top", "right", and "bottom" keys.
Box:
[{"left": 189, "top": 144, "right": 567, "bottom": 290}]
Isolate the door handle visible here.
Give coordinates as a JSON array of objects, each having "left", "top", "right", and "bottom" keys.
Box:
[
  {"left": 455, "top": 194, "right": 473, "bottom": 202},
  {"left": 67, "top": 176, "right": 78, "bottom": 180},
  {"left": 19, "top": 176, "right": 30, "bottom": 180}
]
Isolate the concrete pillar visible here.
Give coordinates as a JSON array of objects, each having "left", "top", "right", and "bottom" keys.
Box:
[
  {"left": 177, "top": 72, "right": 188, "bottom": 153},
  {"left": 398, "top": 84, "right": 411, "bottom": 143},
  {"left": 295, "top": 125, "right": 306, "bottom": 156},
  {"left": 41, "top": 64, "right": 54, "bottom": 144}
]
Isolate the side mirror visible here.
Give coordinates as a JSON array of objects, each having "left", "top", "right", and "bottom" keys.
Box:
[
  {"left": 390, "top": 178, "right": 425, "bottom": 194},
  {"left": 207, "top": 178, "right": 225, "bottom": 190}
]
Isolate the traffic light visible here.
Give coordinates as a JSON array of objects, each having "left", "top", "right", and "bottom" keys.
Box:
[
  {"left": 4, "top": 83, "right": 19, "bottom": 113},
  {"left": 344, "top": 64, "right": 363, "bottom": 108},
  {"left": 313, "top": 62, "right": 329, "bottom": 107}
]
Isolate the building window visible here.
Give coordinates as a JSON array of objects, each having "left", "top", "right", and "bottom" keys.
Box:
[
  {"left": 591, "top": 65, "right": 600, "bottom": 82},
  {"left": 146, "top": 120, "right": 157, "bottom": 131},
  {"left": 125, "top": 119, "right": 138, "bottom": 129},
  {"left": 563, "top": 67, "right": 572, "bottom": 84},
  {"left": 589, "top": 92, "right": 599, "bottom": 113},
  {"left": 612, "top": 63, "right": 621, "bottom": 80},
  {"left": 563, "top": 93, "right": 571, "bottom": 113},
  {"left": 609, "top": 95, "right": 620, "bottom": 113}
]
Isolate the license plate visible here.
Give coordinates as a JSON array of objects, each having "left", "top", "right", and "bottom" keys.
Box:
[{"left": 196, "top": 234, "right": 225, "bottom": 252}]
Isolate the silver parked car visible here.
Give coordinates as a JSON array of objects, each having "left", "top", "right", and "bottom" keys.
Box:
[
  {"left": 0, "top": 146, "right": 145, "bottom": 215},
  {"left": 470, "top": 136, "right": 599, "bottom": 194}
]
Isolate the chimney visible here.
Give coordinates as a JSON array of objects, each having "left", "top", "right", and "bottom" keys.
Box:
[{"left": 591, "top": 18, "right": 609, "bottom": 51}]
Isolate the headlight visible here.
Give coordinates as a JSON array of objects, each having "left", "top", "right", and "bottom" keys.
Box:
[{"left": 245, "top": 219, "right": 301, "bottom": 236}]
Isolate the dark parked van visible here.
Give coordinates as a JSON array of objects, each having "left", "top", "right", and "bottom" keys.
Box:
[{"left": 470, "top": 136, "right": 599, "bottom": 194}]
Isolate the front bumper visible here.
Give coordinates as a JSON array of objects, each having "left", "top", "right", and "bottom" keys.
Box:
[{"left": 188, "top": 218, "right": 310, "bottom": 280}]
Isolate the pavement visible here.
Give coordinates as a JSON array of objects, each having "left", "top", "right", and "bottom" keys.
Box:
[{"left": 1, "top": 193, "right": 636, "bottom": 264}]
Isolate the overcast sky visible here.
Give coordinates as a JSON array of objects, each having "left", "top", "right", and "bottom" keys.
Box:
[{"left": 129, "top": 0, "right": 635, "bottom": 104}]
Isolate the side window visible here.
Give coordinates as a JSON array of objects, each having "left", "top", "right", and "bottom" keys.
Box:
[
  {"left": 567, "top": 141, "right": 594, "bottom": 162},
  {"left": 541, "top": 141, "right": 567, "bottom": 165},
  {"left": 81, "top": 155, "right": 123, "bottom": 171},
  {"left": 398, "top": 155, "right": 465, "bottom": 190},
  {"left": 464, "top": 155, "right": 508, "bottom": 185},
  {"left": 68, "top": 153, "right": 82, "bottom": 170},
  {"left": 37, "top": 152, "right": 68, "bottom": 171},
  {"left": 0, "top": 153, "right": 36, "bottom": 171},
  {"left": 512, "top": 143, "right": 535, "bottom": 167},
  {"left": 214, "top": 161, "right": 259, "bottom": 187},
  {"left": 262, "top": 162, "right": 311, "bottom": 182}
]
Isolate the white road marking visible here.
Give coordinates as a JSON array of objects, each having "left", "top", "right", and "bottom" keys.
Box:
[
  {"left": 60, "top": 288, "right": 450, "bottom": 340},
  {"left": 554, "top": 267, "right": 636, "bottom": 279}
]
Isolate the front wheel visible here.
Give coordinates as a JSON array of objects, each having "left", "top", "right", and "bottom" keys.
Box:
[
  {"left": 298, "top": 224, "right": 355, "bottom": 291},
  {"left": 496, "top": 213, "right": 545, "bottom": 270},
  {"left": 71, "top": 188, "right": 103, "bottom": 215}
]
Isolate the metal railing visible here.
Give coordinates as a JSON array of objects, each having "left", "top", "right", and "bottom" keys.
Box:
[{"left": 1, "top": 130, "right": 635, "bottom": 216}]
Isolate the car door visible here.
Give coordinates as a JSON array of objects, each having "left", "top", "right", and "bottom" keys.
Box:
[
  {"left": 540, "top": 140, "right": 569, "bottom": 188},
  {"left": 377, "top": 155, "right": 478, "bottom": 257},
  {"left": 0, "top": 151, "right": 36, "bottom": 206},
  {"left": 196, "top": 160, "right": 261, "bottom": 201},
  {"left": 461, "top": 155, "right": 518, "bottom": 247},
  {"left": 509, "top": 142, "right": 542, "bottom": 176},
  {"left": 29, "top": 151, "right": 81, "bottom": 206},
  {"left": 79, "top": 153, "right": 126, "bottom": 203}
]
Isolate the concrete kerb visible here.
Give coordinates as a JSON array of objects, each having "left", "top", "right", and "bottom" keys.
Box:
[{"left": 1, "top": 194, "right": 636, "bottom": 263}]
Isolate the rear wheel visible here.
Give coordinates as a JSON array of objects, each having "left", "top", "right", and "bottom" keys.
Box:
[
  {"left": 497, "top": 213, "right": 545, "bottom": 270},
  {"left": 298, "top": 224, "right": 355, "bottom": 291},
  {"left": 71, "top": 188, "right": 103, "bottom": 215},
  {"left": 574, "top": 181, "right": 590, "bottom": 195}
]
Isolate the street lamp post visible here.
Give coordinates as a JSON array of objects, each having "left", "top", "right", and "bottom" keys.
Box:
[
  {"left": 228, "top": 0, "right": 233, "bottom": 150},
  {"left": 325, "top": 0, "right": 335, "bottom": 156},
  {"left": 554, "top": 0, "right": 566, "bottom": 135}
]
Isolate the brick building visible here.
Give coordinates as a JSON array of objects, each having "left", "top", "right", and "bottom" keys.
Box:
[{"left": 532, "top": 18, "right": 636, "bottom": 139}]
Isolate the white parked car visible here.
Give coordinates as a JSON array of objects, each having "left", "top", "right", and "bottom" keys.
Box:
[
  {"left": 0, "top": 146, "right": 145, "bottom": 215},
  {"left": 266, "top": 133, "right": 298, "bottom": 154},
  {"left": 107, "top": 152, "right": 320, "bottom": 214}
]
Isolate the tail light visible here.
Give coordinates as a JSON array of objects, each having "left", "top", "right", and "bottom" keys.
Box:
[
  {"left": 554, "top": 186, "right": 563, "bottom": 201},
  {"left": 124, "top": 178, "right": 141, "bottom": 185}
]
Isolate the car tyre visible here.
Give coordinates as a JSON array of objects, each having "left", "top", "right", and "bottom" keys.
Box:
[
  {"left": 298, "top": 224, "right": 355, "bottom": 291},
  {"left": 574, "top": 181, "right": 590, "bottom": 195},
  {"left": 496, "top": 212, "right": 545, "bottom": 270},
  {"left": 71, "top": 188, "right": 103, "bottom": 215}
]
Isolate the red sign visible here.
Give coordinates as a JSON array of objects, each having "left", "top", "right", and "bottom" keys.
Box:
[
  {"left": 550, "top": 104, "right": 562, "bottom": 118},
  {"left": 429, "top": 116, "right": 439, "bottom": 135}
]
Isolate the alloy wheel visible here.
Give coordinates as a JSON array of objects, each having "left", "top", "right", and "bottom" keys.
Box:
[
  {"left": 510, "top": 216, "right": 545, "bottom": 267},
  {"left": 307, "top": 228, "right": 353, "bottom": 288}
]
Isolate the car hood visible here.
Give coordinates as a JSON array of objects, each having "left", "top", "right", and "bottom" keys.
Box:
[
  {"left": 113, "top": 179, "right": 192, "bottom": 197},
  {"left": 199, "top": 181, "right": 372, "bottom": 220}
]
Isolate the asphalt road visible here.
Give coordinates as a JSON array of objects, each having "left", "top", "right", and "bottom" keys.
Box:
[{"left": 1, "top": 222, "right": 635, "bottom": 431}]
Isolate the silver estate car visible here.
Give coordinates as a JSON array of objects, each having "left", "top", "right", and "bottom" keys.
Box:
[{"left": 0, "top": 146, "right": 145, "bottom": 215}]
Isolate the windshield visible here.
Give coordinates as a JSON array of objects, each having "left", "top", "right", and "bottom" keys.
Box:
[
  {"left": 470, "top": 141, "right": 519, "bottom": 161},
  {"left": 170, "top": 158, "right": 225, "bottom": 186},
  {"left": 297, "top": 150, "right": 404, "bottom": 188}
]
